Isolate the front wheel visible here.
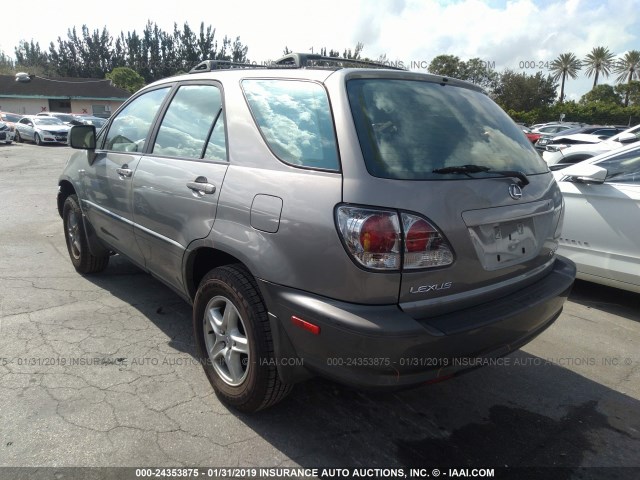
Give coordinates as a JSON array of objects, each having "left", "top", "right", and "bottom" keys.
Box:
[
  {"left": 193, "top": 265, "right": 292, "bottom": 412},
  {"left": 14, "top": 130, "right": 22, "bottom": 143},
  {"left": 62, "top": 194, "right": 109, "bottom": 273},
  {"left": 34, "top": 133, "right": 42, "bottom": 145}
]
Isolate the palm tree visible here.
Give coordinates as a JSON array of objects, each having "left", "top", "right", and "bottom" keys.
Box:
[
  {"left": 614, "top": 50, "right": 640, "bottom": 106},
  {"left": 583, "top": 46, "right": 616, "bottom": 88},
  {"left": 549, "top": 52, "right": 581, "bottom": 103}
]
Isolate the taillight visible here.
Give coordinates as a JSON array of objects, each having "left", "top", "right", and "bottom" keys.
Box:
[
  {"left": 336, "top": 206, "right": 454, "bottom": 271},
  {"left": 402, "top": 213, "right": 453, "bottom": 269},
  {"left": 336, "top": 207, "right": 400, "bottom": 270}
]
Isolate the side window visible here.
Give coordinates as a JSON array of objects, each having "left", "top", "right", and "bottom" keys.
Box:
[
  {"left": 242, "top": 79, "right": 339, "bottom": 170},
  {"left": 153, "top": 84, "right": 226, "bottom": 161},
  {"left": 203, "top": 113, "right": 227, "bottom": 162},
  {"left": 104, "top": 87, "right": 170, "bottom": 152},
  {"left": 598, "top": 149, "right": 640, "bottom": 184}
]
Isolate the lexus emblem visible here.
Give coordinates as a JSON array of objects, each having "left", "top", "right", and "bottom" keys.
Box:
[{"left": 508, "top": 184, "right": 523, "bottom": 200}]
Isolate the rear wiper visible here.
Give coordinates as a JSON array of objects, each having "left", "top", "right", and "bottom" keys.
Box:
[{"left": 432, "top": 164, "right": 529, "bottom": 187}]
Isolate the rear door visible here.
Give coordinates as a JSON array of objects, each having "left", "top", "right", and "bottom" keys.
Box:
[{"left": 131, "top": 82, "right": 229, "bottom": 293}]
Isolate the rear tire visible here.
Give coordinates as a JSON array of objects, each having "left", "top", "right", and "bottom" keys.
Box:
[
  {"left": 62, "top": 194, "right": 109, "bottom": 274},
  {"left": 193, "top": 264, "right": 292, "bottom": 412}
]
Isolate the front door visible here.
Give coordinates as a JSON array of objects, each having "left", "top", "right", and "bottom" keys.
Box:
[{"left": 81, "top": 86, "right": 172, "bottom": 266}]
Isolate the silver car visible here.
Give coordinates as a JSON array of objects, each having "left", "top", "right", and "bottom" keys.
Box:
[
  {"left": 58, "top": 54, "right": 575, "bottom": 412},
  {"left": 15, "top": 115, "right": 70, "bottom": 145}
]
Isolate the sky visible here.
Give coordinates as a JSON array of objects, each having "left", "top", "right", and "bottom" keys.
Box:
[{"left": 1, "top": 0, "right": 639, "bottom": 101}]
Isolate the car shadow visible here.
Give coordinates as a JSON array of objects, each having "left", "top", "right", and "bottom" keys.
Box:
[
  {"left": 569, "top": 279, "right": 639, "bottom": 324},
  {"left": 83, "top": 258, "right": 640, "bottom": 475}
]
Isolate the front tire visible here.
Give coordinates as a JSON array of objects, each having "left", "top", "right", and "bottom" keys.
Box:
[
  {"left": 62, "top": 194, "right": 109, "bottom": 273},
  {"left": 34, "top": 133, "right": 42, "bottom": 146},
  {"left": 15, "top": 130, "right": 22, "bottom": 143},
  {"left": 193, "top": 265, "right": 292, "bottom": 412}
]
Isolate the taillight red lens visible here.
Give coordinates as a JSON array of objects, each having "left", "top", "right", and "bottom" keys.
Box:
[
  {"left": 402, "top": 213, "right": 454, "bottom": 269},
  {"left": 360, "top": 215, "right": 397, "bottom": 253},
  {"left": 405, "top": 219, "right": 432, "bottom": 252},
  {"left": 336, "top": 206, "right": 453, "bottom": 271},
  {"left": 336, "top": 206, "right": 401, "bottom": 270}
]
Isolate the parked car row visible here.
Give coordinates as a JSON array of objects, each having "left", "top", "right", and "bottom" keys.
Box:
[
  {"left": 542, "top": 124, "right": 640, "bottom": 168},
  {"left": 8, "top": 111, "right": 108, "bottom": 146}
]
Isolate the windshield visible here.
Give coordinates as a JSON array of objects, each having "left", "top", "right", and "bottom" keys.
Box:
[
  {"left": 2, "top": 113, "right": 21, "bottom": 122},
  {"left": 51, "top": 114, "right": 76, "bottom": 123},
  {"left": 34, "top": 117, "right": 64, "bottom": 125},
  {"left": 347, "top": 79, "right": 548, "bottom": 180}
]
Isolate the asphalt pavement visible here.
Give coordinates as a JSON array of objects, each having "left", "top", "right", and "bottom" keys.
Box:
[{"left": 0, "top": 142, "right": 638, "bottom": 479}]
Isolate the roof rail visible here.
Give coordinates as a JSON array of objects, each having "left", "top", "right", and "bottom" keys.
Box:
[
  {"left": 189, "top": 60, "right": 270, "bottom": 73},
  {"left": 273, "top": 53, "right": 406, "bottom": 71}
]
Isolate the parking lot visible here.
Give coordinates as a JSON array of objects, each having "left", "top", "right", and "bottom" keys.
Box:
[{"left": 0, "top": 142, "right": 639, "bottom": 477}]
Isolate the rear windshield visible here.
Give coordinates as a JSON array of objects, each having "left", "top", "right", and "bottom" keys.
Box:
[{"left": 347, "top": 79, "right": 548, "bottom": 180}]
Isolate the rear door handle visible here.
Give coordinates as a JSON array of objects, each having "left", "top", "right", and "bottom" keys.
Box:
[{"left": 186, "top": 176, "right": 216, "bottom": 195}]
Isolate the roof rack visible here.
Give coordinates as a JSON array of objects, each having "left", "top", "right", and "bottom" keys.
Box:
[
  {"left": 274, "top": 53, "right": 406, "bottom": 71},
  {"left": 189, "top": 53, "right": 407, "bottom": 74},
  {"left": 189, "top": 60, "right": 270, "bottom": 73}
]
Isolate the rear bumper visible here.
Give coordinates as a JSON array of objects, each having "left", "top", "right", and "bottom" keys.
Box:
[{"left": 258, "top": 256, "right": 575, "bottom": 388}]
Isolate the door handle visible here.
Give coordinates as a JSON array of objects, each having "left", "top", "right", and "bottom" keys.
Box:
[
  {"left": 116, "top": 167, "right": 133, "bottom": 177},
  {"left": 186, "top": 176, "right": 216, "bottom": 195}
]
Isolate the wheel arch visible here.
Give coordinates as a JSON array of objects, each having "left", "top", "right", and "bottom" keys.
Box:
[
  {"left": 184, "top": 246, "right": 248, "bottom": 302},
  {"left": 57, "top": 180, "right": 77, "bottom": 218}
]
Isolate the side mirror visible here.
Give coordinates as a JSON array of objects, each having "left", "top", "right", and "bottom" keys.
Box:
[
  {"left": 68, "top": 124, "right": 96, "bottom": 149},
  {"left": 560, "top": 163, "right": 607, "bottom": 184},
  {"left": 616, "top": 132, "right": 638, "bottom": 144}
]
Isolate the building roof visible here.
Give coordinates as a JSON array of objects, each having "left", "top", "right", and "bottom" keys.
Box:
[{"left": 0, "top": 74, "right": 131, "bottom": 101}]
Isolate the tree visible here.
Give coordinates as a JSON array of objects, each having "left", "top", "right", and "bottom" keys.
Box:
[
  {"left": 579, "top": 84, "right": 622, "bottom": 106},
  {"left": 106, "top": 67, "right": 145, "bottom": 93},
  {"left": 583, "top": 46, "right": 615, "bottom": 89},
  {"left": 615, "top": 81, "right": 640, "bottom": 107},
  {"left": 0, "top": 50, "right": 14, "bottom": 74},
  {"left": 492, "top": 70, "right": 557, "bottom": 111},
  {"left": 428, "top": 54, "right": 465, "bottom": 78},
  {"left": 549, "top": 52, "right": 581, "bottom": 103},
  {"left": 614, "top": 50, "right": 640, "bottom": 107},
  {"left": 15, "top": 40, "right": 51, "bottom": 73},
  {"left": 461, "top": 58, "right": 499, "bottom": 91}
]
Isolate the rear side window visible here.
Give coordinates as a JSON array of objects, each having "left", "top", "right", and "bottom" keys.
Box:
[
  {"left": 153, "top": 84, "right": 226, "bottom": 161},
  {"left": 242, "top": 79, "right": 339, "bottom": 170},
  {"left": 347, "top": 79, "right": 547, "bottom": 180}
]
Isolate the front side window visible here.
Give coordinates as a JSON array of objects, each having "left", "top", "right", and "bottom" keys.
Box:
[
  {"left": 597, "top": 148, "right": 640, "bottom": 184},
  {"left": 242, "top": 79, "right": 339, "bottom": 170},
  {"left": 104, "top": 87, "right": 170, "bottom": 152},
  {"left": 153, "top": 84, "right": 226, "bottom": 161},
  {"left": 347, "top": 79, "right": 548, "bottom": 180}
]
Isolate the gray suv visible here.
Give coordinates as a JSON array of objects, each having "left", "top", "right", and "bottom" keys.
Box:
[{"left": 58, "top": 54, "right": 575, "bottom": 412}]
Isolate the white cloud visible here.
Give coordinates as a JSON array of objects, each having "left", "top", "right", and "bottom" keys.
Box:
[{"left": 1, "top": 0, "right": 638, "bottom": 100}]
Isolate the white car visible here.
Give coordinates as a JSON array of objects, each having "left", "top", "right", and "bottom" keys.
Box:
[
  {"left": 543, "top": 124, "right": 640, "bottom": 167},
  {"left": 14, "top": 116, "right": 71, "bottom": 145},
  {"left": 0, "top": 121, "right": 15, "bottom": 144},
  {"left": 555, "top": 143, "right": 640, "bottom": 293}
]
